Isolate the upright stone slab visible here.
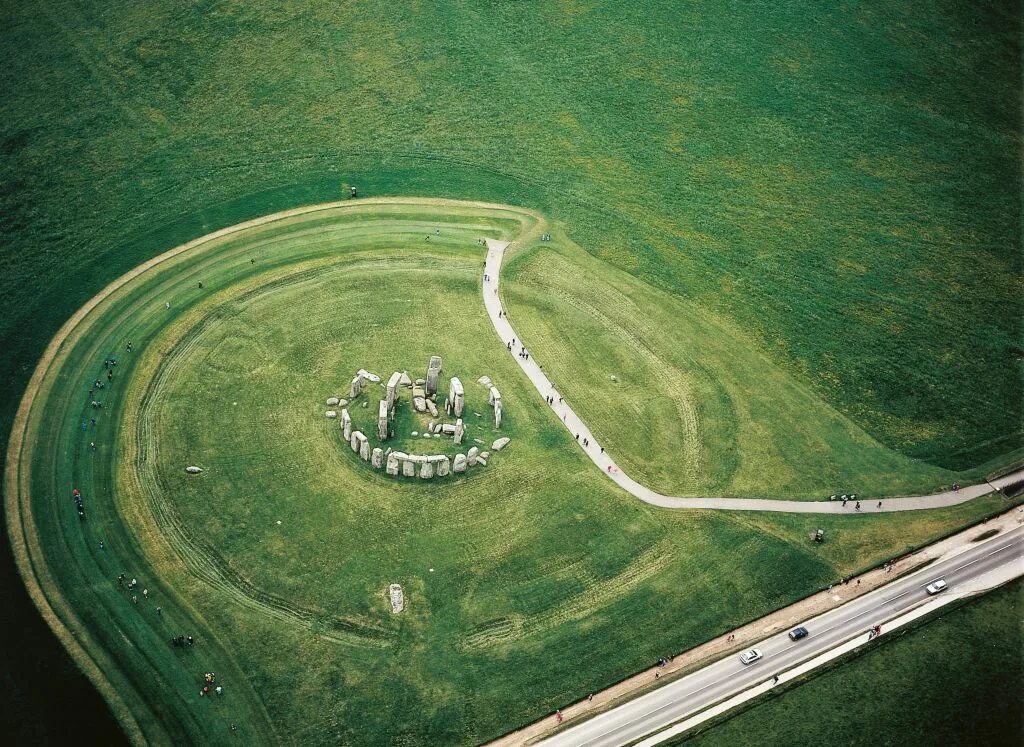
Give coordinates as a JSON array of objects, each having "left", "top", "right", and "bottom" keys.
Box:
[
  {"left": 342, "top": 409, "right": 352, "bottom": 440},
  {"left": 426, "top": 355, "right": 443, "bottom": 396},
  {"left": 399, "top": 371, "right": 412, "bottom": 387},
  {"left": 436, "top": 456, "right": 451, "bottom": 477},
  {"left": 378, "top": 400, "right": 389, "bottom": 440},
  {"left": 494, "top": 402, "right": 502, "bottom": 428},
  {"left": 350, "top": 430, "right": 361, "bottom": 452},
  {"left": 452, "top": 453, "right": 468, "bottom": 473},
  {"left": 386, "top": 452, "right": 400, "bottom": 475},
  {"left": 419, "top": 462, "right": 434, "bottom": 479},
  {"left": 359, "top": 436, "right": 371, "bottom": 461},
  {"left": 402, "top": 459, "right": 416, "bottom": 477},
  {"left": 386, "top": 371, "right": 402, "bottom": 411},
  {"left": 371, "top": 448, "right": 384, "bottom": 469},
  {"left": 454, "top": 418, "right": 465, "bottom": 445},
  {"left": 350, "top": 375, "right": 363, "bottom": 398},
  {"left": 447, "top": 377, "right": 465, "bottom": 417}
]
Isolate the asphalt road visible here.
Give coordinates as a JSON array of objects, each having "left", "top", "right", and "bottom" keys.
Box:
[{"left": 538, "top": 525, "right": 1024, "bottom": 747}]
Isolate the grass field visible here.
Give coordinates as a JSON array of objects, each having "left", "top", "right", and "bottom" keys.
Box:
[
  {"left": 1, "top": 1, "right": 1020, "bottom": 741},
  {"left": 676, "top": 579, "right": 1024, "bottom": 747},
  {"left": 7, "top": 201, "right": 1018, "bottom": 744}
]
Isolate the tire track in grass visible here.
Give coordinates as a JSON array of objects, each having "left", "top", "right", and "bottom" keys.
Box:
[{"left": 127, "top": 270, "right": 393, "bottom": 648}]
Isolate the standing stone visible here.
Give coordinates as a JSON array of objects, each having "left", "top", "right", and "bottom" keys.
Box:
[
  {"left": 488, "top": 386, "right": 501, "bottom": 406},
  {"left": 426, "top": 356, "right": 443, "bottom": 396},
  {"left": 372, "top": 448, "right": 384, "bottom": 469},
  {"left": 399, "top": 371, "right": 412, "bottom": 387},
  {"left": 436, "top": 456, "right": 451, "bottom": 477},
  {"left": 402, "top": 459, "right": 416, "bottom": 477},
  {"left": 386, "top": 371, "right": 402, "bottom": 411},
  {"left": 467, "top": 446, "right": 480, "bottom": 465},
  {"left": 378, "top": 400, "right": 389, "bottom": 440},
  {"left": 419, "top": 462, "right": 434, "bottom": 479},
  {"left": 388, "top": 584, "right": 404, "bottom": 613},
  {"left": 453, "top": 454, "right": 468, "bottom": 473},
  {"left": 447, "top": 377, "right": 465, "bottom": 417},
  {"left": 350, "top": 430, "right": 361, "bottom": 452},
  {"left": 454, "top": 418, "right": 465, "bottom": 445},
  {"left": 350, "top": 375, "right": 363, "bottom": 398},
  {"left": 494, "top": 400, "right": 502, "bottom": 429},
  {"left": 359, "top": 436, "right": 371, "bottom": 461},
  {"left": 341, "top": 409, "right": 352, "bottom": 440},
  {"left": 386, "top": 452, "right": 400, "bottom": 476},
  {"left": 492, "top": 437, "right": 511, "bottom": 451}
]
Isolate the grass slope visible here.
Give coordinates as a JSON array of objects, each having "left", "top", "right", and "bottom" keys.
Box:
[
  {"left": 11, "top": 202, "right": 1016, "bottom": 744},
  {"left": 677, "top": 579, "right": 1024, "bottom": 747}
]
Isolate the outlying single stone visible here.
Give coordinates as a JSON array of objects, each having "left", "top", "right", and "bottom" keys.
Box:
[
  {"left": 492, "top": 437, "right": 511, "bottom": 451},
  {"left": 389, "top": 583, "right": 404, "bottom": 613},
  {"left": 185, "top": 466, "right": 203, "bottom": 474}
]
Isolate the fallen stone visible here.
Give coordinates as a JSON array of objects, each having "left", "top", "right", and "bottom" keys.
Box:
[
  {"left": 492, "top": 437, "right": 511, "bottom": 451},
  {"left": 426, "top": 399, "right": 438, "bottom": 417},
  {"left": 480, "top": 451, "right": 490, "bottom": 460},
  {"left": 357, "top": 369, "right": 381, "bottom": 383},
  {"left": 477, "top": 375, "right": 493, "bottom": 387},
  {"left": 441, "top": 424, "right": 456, "bottom": 435},
  {"left": 326, "top": 397, "right": 340, "bottom": 406},
  {"left": 474, "top": 438, "right": 485, "bottom": 445},
  {"left": 325, "top": 410, "right": 337, "bottom": 418},
  {"left": 413, "top": 397, "right": 427, "bottom": 413},
  {"left": 411, "top": 431, "right": 418, "bottom": 437},
  {"left": 371, "top": 448, "right": 384, "bottom": 469},
  {"left": 415, "top": 378, "right": 426, "bottom": 386},
  {"left": 185, "top": 466, "right": 203, "bottom": 474},
  {"left": 476, "top": 457, "right": 487, "bottom": 467},
  {"left": 338, "top": 399, "right": 348, "bottom": 407},
  {"left": 422, "top": 432, "right": 432, "bottom": 439},
  {"left": 388, "top": 583, "right": 404, "bottom": 613},
  {"left": 468, "top": 446, "right": 480, "bottom": 460},
  {"left": 453, "top": 454, "right": 468, "bottom": 473}
]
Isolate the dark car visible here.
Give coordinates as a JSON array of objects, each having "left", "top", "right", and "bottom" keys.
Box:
[{"left": 788, "top": 626, "right": 809, "bottom": 641}]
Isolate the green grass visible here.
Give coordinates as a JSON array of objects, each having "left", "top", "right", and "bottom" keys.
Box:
[
  {"left": 675, "top": 579, "right": 1024, "bottom": 747},
  {"left": 12, "top": 202, "right": 1018, "bottom": 744}
]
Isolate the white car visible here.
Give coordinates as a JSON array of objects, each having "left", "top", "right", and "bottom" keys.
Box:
[
  {"left": 925, "top": 579, "right": 948, "bottom": 595},
  {"left": 739, "top": 648, "right": 763, "bottom": 665}
]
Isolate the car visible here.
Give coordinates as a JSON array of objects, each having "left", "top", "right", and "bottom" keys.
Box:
[
  {"left": 739, "top": 648, "right": 763, "bottom": 665},
  {"left": 788, "top": 626, "right": 809, "bottom": 641},
  {"left": 925, "top": 579, "right": 948, "bottom": 595}
]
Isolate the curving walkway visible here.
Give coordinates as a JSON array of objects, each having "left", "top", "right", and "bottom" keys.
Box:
[{"left": 482, "top": 238, "right": 1023, "bottom": 513}]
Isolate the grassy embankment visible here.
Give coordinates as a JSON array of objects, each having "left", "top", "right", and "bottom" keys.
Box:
[{"left": 12, "top": 202, "right": 1016, "bottom": 745}]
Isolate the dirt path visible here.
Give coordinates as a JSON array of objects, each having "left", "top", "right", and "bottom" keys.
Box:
[{"left": 483, "top": 237, "right": 1024, "bottom": 512}]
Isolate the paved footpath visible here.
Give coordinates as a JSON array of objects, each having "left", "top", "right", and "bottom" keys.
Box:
[{"left": 482, "top": 239, "right": 1023, "bottom": 514}]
